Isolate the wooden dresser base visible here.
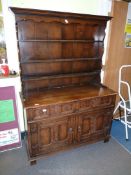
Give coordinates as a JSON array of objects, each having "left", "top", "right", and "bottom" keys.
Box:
[{"left": 24, "top": 84, "right": 116, "bottom": 165}]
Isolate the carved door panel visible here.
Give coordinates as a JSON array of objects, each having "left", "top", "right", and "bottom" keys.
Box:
[
  {"left": 94, "top": 108, "right": 114, "bottom": 139},
  {"left": 28, "top": 121, "right": 56, "bottom": 157},
  {"left": 53, "top": 116, "right": 73, "bottom": 148},
  {"left": 76, "top": 108, "right": 114, "bottom": 143},
  {"left": 29, "top": 116, "right": 73, "bottom": 156},
  {"left": 76, "top": 112, "right": 93, "bottom": 143},
  {"left": 38, "top": 120, "right": 54, "bottom": 155}
]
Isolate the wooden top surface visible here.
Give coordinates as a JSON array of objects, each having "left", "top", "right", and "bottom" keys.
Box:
[{"left": 24, "top": 84, "right": 116, "bottom": 108}]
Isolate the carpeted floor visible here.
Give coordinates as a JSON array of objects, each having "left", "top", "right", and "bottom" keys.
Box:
[
  {"left": 0, "top": 138, "right": 131, "bottom": 175},
  {"left": 111, "top": 120, "right": 131, "bottom": 154}
]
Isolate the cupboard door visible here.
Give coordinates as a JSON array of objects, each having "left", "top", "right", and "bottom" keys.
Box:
[
  {"left": 28, "top": 121, "right": 55, "bottom": 156},
  {"left": 38, "top": 121, "right": 54, "bottom": 154},
  {"left": 76, "top": 108, "right": 114, "bottom": 143},
  {"left": 38, "top": 117, "right": 72, "bottom": 153},
  {"left": 53, "top": 116, "right": 73, "bottom": 147},
  {"left": 94, "top": 108, "right": 114, "bottom": 139},
  {"left": 28, "top": 116, "right": 72, "bottom": 157}
]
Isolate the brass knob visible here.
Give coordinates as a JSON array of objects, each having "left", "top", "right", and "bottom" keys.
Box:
[
  {"left": 78, "top": 126, "right": 81, "bottom": 132},
  {"left": 69, "top": 128, "right": 73, "bottom": 132},
  {"left": 42, "top": 109, "right": 47, "bottom": 112}
]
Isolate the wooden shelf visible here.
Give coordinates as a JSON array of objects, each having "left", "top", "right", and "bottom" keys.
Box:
[
  {"left": 18, "top": 39, "right": 102, "bottom": 43},
  {"left": 22, "top": 71, "right": 100, "bottom": 81},
  {"left": 20, "top": 57, "right": 100, "bottom": 64}
]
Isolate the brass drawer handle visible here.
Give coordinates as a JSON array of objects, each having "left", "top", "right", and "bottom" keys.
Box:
[
  {"left": 78, "top": 126, "right": 81, "bottom": 132},
  {"left": 69, "top": 128, "right": 73, "bottom": 132},
  {"left": 42, "top": 109, "right": 47, "bottom": 112}
]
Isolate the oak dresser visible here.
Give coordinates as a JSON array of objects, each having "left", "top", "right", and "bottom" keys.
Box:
[{"left": 11, "top": 7, "right": 116, "bottom": 164}]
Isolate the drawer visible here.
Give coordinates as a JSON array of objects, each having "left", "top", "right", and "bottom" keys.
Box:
[
  {"left": 27, "top": 102, "right": 74, "bottom": 121},
  {"left": 26, "top": 106, "right": 49, "bottom": 121},
  {"left": 78, "top": 96, "right": 115, "bottom": 112},
  {"left": 91, "top": 96, "right": 115, "bottom": 108},
  {"left": 26, "top": 96, "right": 115, "bottom": 122}
]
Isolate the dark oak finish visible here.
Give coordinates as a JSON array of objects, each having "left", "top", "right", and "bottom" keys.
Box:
[{"left": 11, "top": 7, "right": 116, "bottom": 164}]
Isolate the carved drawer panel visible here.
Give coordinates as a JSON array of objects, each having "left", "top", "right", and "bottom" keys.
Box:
[
  {"left": 26, "top": 96, "right": 115, "bottom": 122},
  {"left": 49, "top": 103, "right": 74, "bottom": 116},
  {"left": 61, "top": 102, "right": 74, "bottom": 114},
  {"left": 77, "top": 96, "right": 114, "bottom": 113},
  {"left": 27, "top": 106, "right": 49, "bottom": 121},
  {"left": 91, "top": 96, "right": 114, "bottom": 108},
  {"left": 49, "top": 104, "right": 61, "bottom": 115},
  {"left": 78, "top": 100, "right": 92, "bottom": 111},
  {"left": 27, "top": 102, "right": 75, "bottom": 121}
]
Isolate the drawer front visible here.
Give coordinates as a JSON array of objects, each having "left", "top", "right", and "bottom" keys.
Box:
[
  {"left": 26, "top": 95, "right": 115, "bottom": 121},
  {"left": 27, "top": 106, "right": 50, "bottom": 121},
  {"left": 78, "top": 95, "right": 115, "bottom": 112},
  {"left": 26, "top": 103, "right": 75, "bottom": 121},
  {"left": 91, "top": 96, "right": 115, "bottom": 108}
]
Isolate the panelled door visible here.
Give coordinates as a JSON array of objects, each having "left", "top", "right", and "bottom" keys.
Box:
[
  {"left": 75, "top": 108, "right": 114, "bottom": 143},
  {"left": 76, "top": 112, "right": 93, "bottom": 143},
  {"left": 28, "top": 116, "right": 72, "bottom": 157}
]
